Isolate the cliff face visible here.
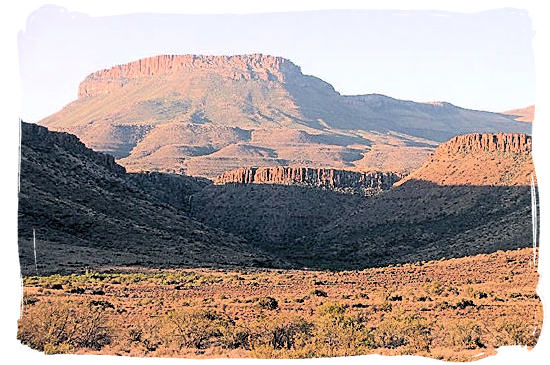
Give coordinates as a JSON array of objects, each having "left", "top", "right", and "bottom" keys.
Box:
[
  {"left": 214, "top": 166, "right": 402, "bottom": 195},
  {"left": 396, "top": 133, "right": 534, "bottom": 186},
  {"left": 436, "top": 133, "right": 532, "bottom": 155},
  {"left": 78, "top": 54, "right": 301, "bottom": 98}
]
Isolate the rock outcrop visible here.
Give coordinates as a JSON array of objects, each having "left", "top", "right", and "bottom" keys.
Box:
[
  {"left": 396, "top": 133, "right": 534, "bottom": 186},
  {"left": 79, "top": 54, "right": 301, "bottom": 98},
  {"left": 436, "top": 133, "right": 531, "bottom": 155},
  {"left": 214, "top": 166, "right": 402, "bottom": 195}
]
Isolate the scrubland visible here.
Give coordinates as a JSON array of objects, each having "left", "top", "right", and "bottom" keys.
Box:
[{"left": 18, "top": 248, "right": 541, "bottom": 361}]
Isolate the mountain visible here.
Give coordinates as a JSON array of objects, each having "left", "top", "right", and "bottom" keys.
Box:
[
  {"left": 502, "top": 105, "right": 535, "bottom": 122},
  {"left": 18, "top": 122, "right": 278, "bottom": 275},
  {"left": 39, "top": 54, "right": 530, "bottom": 177},
  {"left": 189, "top": 133, "right": 536, "bottom": 269}
]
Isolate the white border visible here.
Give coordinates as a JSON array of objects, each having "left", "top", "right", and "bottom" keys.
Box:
[{"left": 1, "top": 1, "right": 549, "bottom": 364}]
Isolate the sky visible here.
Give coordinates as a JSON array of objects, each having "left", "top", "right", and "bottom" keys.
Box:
[{"left": 18, "top": 5, "right": 535, "bottom": 122}]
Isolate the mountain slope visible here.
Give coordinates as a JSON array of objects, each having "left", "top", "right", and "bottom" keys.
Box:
[
  {"left": 18, "top": 122, "right": 278, "bottom": 275},
  {"left": 40, "top": 54, "right": 530, "bottom": 177},
  {"left": 502, "top": 105, "right": 535, "bottom": 122}
]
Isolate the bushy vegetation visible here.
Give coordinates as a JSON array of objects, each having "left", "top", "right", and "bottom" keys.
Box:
[
  {"left": 18, "top": 249, "right": 542, "bottom": 359},
  {"left": 18, "top": 300, "right": 112, "bottom": 354}
]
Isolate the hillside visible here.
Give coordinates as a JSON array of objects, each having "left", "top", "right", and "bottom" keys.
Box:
[
  {"left": 18, "top": 122, "right": 278, "bottom": 275},
  {"left": 189, "top": 133, "right": 536, "bottom": 269},
  {"left": 502, "top": 105, "right": 535, "bottom": 122},
  {"left": 39, "top": 54, "right": 530, "bottom": 177}
]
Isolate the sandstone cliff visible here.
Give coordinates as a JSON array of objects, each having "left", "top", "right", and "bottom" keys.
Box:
[
  {"left": 79, "top": 54, "right": 301, "bottom": 98},
  {"left": 436, "top": 133, "right": 531, "bottom": 155},
  {"left": 214, "top": 166, "right": 402, "bottom": 195}
]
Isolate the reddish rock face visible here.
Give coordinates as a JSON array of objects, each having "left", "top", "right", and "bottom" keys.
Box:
[
  {"left": 78, "top": 54, "right": 301, "bottom": 98},
  {"left": 438, "top": 133, "right": 532, "bottom": 155},
  {"left": 396, "top": 133, "right": 534, "bottom": 187},
  {"left": 213, "top": 166, "right": 403, "bottom": 195}
]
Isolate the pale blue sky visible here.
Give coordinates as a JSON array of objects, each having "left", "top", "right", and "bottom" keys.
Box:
[{"left": 18, "top": 5, "right": 535, "bottom": 122}]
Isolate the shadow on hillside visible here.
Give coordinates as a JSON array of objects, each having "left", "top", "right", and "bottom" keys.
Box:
[
  {"left": 18, "top": 175, "right": 538, "bottom": 274},
  {"left": 189, "top": 180, "right": 538, "bottom": 270}
]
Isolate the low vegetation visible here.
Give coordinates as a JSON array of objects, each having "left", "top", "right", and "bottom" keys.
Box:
[{"left": 18, "top": 248, "right": 541, "bottom": 360}]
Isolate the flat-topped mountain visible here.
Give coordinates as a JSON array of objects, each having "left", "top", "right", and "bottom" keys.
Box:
[
  {"left": 214, "top": 166, "right": 403, "bottom": 195},
  {"left": 396, "top": 133, "right": 534, "bottom": 186},
  {"left": 40, "top": 54, "right": 530, "bottom": 177}
]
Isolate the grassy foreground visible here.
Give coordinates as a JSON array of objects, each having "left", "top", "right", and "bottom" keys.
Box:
[{"left": 18, "top": 248, "right": 541, "bottom": 361}]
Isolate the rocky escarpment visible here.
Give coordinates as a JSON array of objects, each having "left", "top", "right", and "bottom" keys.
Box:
[
  {"left": 436, "top": 133, "right": 531, "bottom": 155},
  {"left": 214, "top": 166, "right": 403, "bottom": 195},
  {"left": 79, "top": 54, "right": 302, "bottom": 97},
  {"left": 396, "top": 133, "right": 534, "bottom": 186}
]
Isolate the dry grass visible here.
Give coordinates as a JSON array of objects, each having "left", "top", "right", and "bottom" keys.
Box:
[{"left": 18, "top": 248, "right": 542, "bottom": 360}]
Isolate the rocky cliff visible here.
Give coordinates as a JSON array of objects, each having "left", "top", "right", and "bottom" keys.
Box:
[
  {"left": 396, "top": 133, "right": 534, "bottom": 186},
  {"left": 79, "top": 54, "right": 301, "bottom": 98},
  {"left": 214, "top": 166, "right": 402, "bottom": 195},
  {"left": 436, "top": 133, "right": 531, "bottom": 155}
]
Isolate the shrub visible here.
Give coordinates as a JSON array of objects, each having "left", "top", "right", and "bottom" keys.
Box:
[
  {"left": 311, "top": 289, "right": 328, "bottom": 297},
  {"left": 160, "top": 308, "right": 232, "bottom": 349},
  {"left": 257, "top": 296, "right": 278, "bottom": 310},
  {"left": 446, "top": 320, "right": 484, "bottom": 349},
  {"left": 249, "top": 316, "right": 313, "bottom": 356},
  {"left": 496, "top": 317, "right": 539, "bottom": 347},
  {"left": 18, "top": 300, "right": 112, "bottom": 353},
  {"left": 312, "top": 302, "right": 374, "bottom": 357},
  {"left": 454, "top": 299, "right": 475, "bottom": 309},
  {"left": 374, "top": 311, "right": 431, "bottom": 351}
]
